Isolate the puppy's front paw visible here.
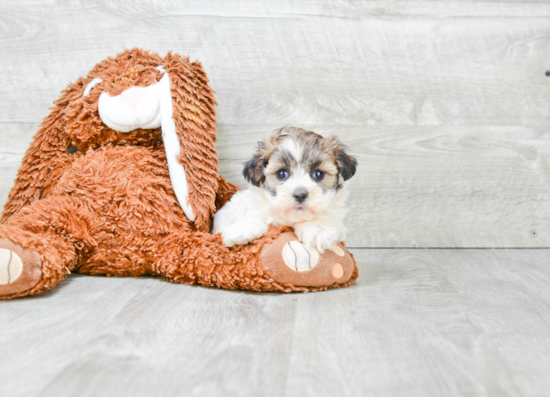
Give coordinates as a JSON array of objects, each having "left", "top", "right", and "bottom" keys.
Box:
[
  {"left": 294, "top": 224, "right": 341, "bottom": 254},
  {"left": 219, "top": 221, "right": 269, "bottom": 247}
]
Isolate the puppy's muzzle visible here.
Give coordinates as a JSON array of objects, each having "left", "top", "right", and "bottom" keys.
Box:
[{"left": 293, "top": 189, "right": 308, "bottom": 203}]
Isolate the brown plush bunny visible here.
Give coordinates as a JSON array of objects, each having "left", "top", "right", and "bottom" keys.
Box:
[{"left": 0, "top": 49, "right": 357, "bottom": 299}]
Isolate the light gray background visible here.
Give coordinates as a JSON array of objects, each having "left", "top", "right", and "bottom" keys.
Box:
[
  {"left": 1, "top": 0, "right": 549, "bottom": 247},
  {"left": 1, "top": 2, "right": 550, "bottom": 397}
]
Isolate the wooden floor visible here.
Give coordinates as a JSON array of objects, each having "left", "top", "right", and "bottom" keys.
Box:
[{"left": 1, "top": 248, "right": 549, "bottom": 397}]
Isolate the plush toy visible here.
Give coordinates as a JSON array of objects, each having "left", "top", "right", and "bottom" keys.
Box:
[{"left": 0, "top": 49, "right": 358, "bottom": 299}]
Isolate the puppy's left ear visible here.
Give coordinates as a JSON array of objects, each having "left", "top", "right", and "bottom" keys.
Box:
[{"left": 332, "top": 138, "right": 358, "bottom": 181}]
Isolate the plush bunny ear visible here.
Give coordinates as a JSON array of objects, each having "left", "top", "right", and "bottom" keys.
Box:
[
  {"left": 0, "top": 79, "right": 88, "bottom": 223},
  {"left": 161, "top": 52, "right": 218, "bottom": 232}
]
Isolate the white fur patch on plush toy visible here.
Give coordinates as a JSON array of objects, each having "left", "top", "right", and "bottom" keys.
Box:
[
  {"left": 98, "top": 81, "right": 162, "bottom": 132},
  {"left": 83, "top": 78, "right": 102, "bottom": 97},
  {"left": 282, "top": 241, "right": 320, "bottom": 271}
]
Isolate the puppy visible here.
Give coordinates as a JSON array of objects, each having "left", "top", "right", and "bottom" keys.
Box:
[{"left": 212, "top": 126, "right": 357, "bottom": 253}]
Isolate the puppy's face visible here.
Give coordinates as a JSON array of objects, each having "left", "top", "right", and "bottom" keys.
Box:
[{"left": 243, "top": 127, "right": 357, "bottom": 223}]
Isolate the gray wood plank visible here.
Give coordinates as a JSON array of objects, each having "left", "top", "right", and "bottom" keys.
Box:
[
  {"left": 0, "top": 276, "right": 297, "bottom": 397},
  {"left": 1, "top": 248, "right": 550, "bottom": 397},
  {"left": 0, "top": 1, "right": 549, "bottom": 126},
  {"left": 283, "top": 249, "right": 533, "bottom": 397},
  {"left": 437, "top": 249, "right": 550, "bottom": 397}
]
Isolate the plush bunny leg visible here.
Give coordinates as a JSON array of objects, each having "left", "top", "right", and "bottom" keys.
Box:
[
  {"left": 153, "top": 225, "right": 358, "bottom": 292},
  {"left": 0, "top": 196, "right": 96, "bottom": 299},
  {"left": 152, "top": 230, "right": 278, "bottom": 291}
]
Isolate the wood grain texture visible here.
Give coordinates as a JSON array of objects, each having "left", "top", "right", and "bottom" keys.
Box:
[
  {"left": 0, "top": 1, "right": 549, "bottom": 126},
  {"left": 217, "top": 124, "right": 550, "bottom": 247},
  {"left": 0, "top": 0, "right": 549, "bottom": 247},
  {"left": 1, "top": 248, "right": 550, "bottom": 397}
]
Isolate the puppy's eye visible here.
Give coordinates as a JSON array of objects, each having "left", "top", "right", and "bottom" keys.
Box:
[
  {"left": 276, "top": 169, "right": 289, "bottom": 180},
  {"left": 312, "top": 170, "right": 325, "bottom": 181}
]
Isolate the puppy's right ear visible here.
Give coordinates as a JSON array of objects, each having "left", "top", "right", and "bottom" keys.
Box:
[{"left": 242, "top": 144, "right": 266, "bottom": 187}]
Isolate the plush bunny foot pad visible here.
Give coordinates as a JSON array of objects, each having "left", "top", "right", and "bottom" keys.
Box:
[
  {"left": 0, "top": 239, "right": 42, "bottom": 297},
  {"left": 261, "top": 232, "right": 355, "bottom": 287}
]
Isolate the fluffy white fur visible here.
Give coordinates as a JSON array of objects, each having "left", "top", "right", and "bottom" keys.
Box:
[{"left": 212, "top": 185, "right": 348, "bottom": 253}]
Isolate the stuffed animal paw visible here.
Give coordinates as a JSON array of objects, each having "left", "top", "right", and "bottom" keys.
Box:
[{"left": 258, "top": 231, "right": 356, "bottom": 289}]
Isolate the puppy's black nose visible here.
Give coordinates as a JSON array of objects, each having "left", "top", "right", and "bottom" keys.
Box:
[{"left": 293, "top": 190, "right": 308, "bottom": 203}]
